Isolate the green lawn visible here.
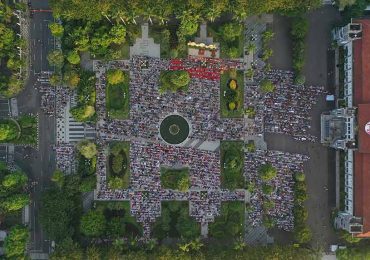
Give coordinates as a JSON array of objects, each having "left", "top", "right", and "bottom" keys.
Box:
[
  {"left": 220, "top": 70, "right": 244, "bottom": 118},
  {"left": 160, "top": 167, "right": 189, "bottom": 191},
  {"left": 209, "top": 201, "right": 245, "bottom": 240},
  {"left": 107, "top": 141, "right": 130, "bottom": 189},
  {"left": 106, "top": 71, "right": 129, "bottom": 120},
  {"left": 152, "top": 201, "right": 200, "bottom": 241},
  {"left": 220, "top": 141, "right": 245, "bottom": 190}
]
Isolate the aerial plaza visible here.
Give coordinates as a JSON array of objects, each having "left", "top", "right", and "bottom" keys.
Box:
[{"left": 3, "top": 0, "right": 362, "bottom": 258}]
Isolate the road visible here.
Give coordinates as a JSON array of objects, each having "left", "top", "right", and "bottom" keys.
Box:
[
  {"left": 13, "top": 0, "right": 56, "bottom": 254},
  {"left": 268, "top": 6, "right": 341, "bottom": 247}
]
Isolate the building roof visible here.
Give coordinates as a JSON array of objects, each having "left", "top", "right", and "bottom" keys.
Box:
[
  {"left": 353, "top": 19, "right": 370, "bottom": 105},
  {"left": 353, "top": 19, "right": 370, "bottom": 236},
  {"left": 357, "top": 104, "right": 370, "bottom": 153},
  {"left": 354, "top": 152, "right": 370, "bottom": 236}
]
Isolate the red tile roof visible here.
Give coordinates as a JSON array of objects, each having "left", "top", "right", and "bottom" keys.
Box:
[
  {"left": 354, "top": 152, "right": 370, "bottom": 235},
  {"left": 353, "top": 19, "right": 370, "bottom": 105},
  {"left": 353, "top": 19, "right": 370, "bottom": 237},
  {"left": 357, "top": 104, "right": 370, "bottom": 153}
]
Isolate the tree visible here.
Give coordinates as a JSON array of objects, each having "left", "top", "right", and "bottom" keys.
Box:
[
  {"left": 0, "top": 122, "right": 19, "bottom": 141},
  {"left": 262, "top": 184, "right": 274, "bottom": 195},
  {"left": 50, "top": 238, "right": 84, "bottom": 260},
  {"left": 107, "top": 69, "right": 124, "bottom": 85},
  {"left": 51, "top": 169, "right": 65, "bottom": 188},
  {"left": 170, "top": 70, "right": 190, "bottom": 88},
  {"left": 77, "top": 140, "right": 97, "bottom": 159},
  {"left": 80, "top": 210, "right": 106, "bottom": 237},
  {"left": 1, "top": 194, "right": 29, "bottom": 212},
  {"left": 2, "top": 170, "right": 28, "bottom": 189},
  {"left": 3, "top": 225, "right": 29, "bottom": 258},
  {"left": 49, "top": 73, "right": 62, "bottom": 86},
  {"left": 260, "top": 79, "right": 275, "bottom": 93},
  {"left": 85, "top": 246, "right": 101, "bottom": 260},
  {"left": 178, "top": 12, "right": 199, "bottom": 36},
  {"left": 109, "top": 24, "right": 126, "bottom": 44},
  {"left": 220, "top": 23, "right": 242, "bottom": 42},
  {"left": 63, "top": 69, "right": 80, "bottom": 89},
  {"left": 70, "top": 105, "right": 95, "bottom": 122},
  {"left": 294, "top": 172, "right": 305, "bottom": 182},
  {"left": 48, "top": 22, "right": 64, "bottom": 37},
  {"left": 47, "top": 50, "right": 64, "bottom": 68},
  {"left": 258, "top": 163, "right": 277, "bottom": 181},
  {"left": 66, "top": 50, "right": 80, "bottom": 65},
  {"left": 294, "top": 226, "right": 312, "bottom": 244},
  {"left": 39, "top": 188, "right": 76, "bottom": 241}
]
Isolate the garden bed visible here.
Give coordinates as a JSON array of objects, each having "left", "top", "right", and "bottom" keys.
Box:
[
  {"left": 209, "top": 201, "right": 245, "bottom": 240},
  {"left": 152, "top": 201, "right": 199, "bottom": 241},
  {"left": 220, "top": 70, "right": 244, "bottom": 118},
  {"left": 106, "top": 71, "right": 130, "bottom": 119},
  {"left": 107, "top": 141, "right": 130, "bottom": 189},
  {"left": 160, "top": 167, "right": 189, "bottom": 191},
  {"left": 220, "top": 141, "right": 245, "bottom": 189}
]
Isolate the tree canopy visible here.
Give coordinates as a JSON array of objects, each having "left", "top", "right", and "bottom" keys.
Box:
[
  {"left": 3, "top": 225, "right": 29, "bottom": 259},
  {"left": 80, "top": 210, "right": 106, "bottom": 237},
  {"left": 258, "top": 163, "right": 277, "bottom": 181},
  {"left": 0, "top": 121, "right": 19, "bottom": 141},
  {"left": 77, "top": 140, "right": 97, "bottom": 159},
  {"left": 107, "top": 69, "right": 125, "bottom": 85}
]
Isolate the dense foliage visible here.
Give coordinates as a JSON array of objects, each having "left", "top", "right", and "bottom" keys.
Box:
[
  {"left": 258, "top": 163, "right": 277, "bottom": 181},
  {"left": 153, "top": 201, "right": 199, "bottom": 240},
  {"left": 70, "top": 70, "right": 96, "bottom": 122},
  {"left": 220, "top": 141, "right": 244, "bottom": 189},
  {"left": 0, "top": 1, "right": 27, "bottom": 97},
  {"left": 3, "top": 225, "right": 29, "bottom": 258},
  {"left": 0, "top": 165, "right": 29, "bottom": 214},
  {"left": 290, "top": 16, "right": 309, "bottom": 85},
  {"left": 160, "top": 168, "right": 189, "bottom": 191},
  {"left": 108, "top": 142, "right": 130, "bottom": 189},
  {"left": 293, "top": 172, "right": 312, "bottom": 244},
  {"left": 49, "top": 0, "right": 321, "bottom": 23},
  {"left": 0, "top": 120, "right": 19, "bottom": 142},
  {"left": 159, "top": 70, "right": 190, "bottom": 93},
  {"left": 209, "top": 201, "right": 244, "bottom": 239}
]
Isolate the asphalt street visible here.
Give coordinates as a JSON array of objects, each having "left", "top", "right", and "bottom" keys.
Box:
[
  {"left": 13, "top": 0, "right": 56, "bottom": 254},
  {"left": 267, "top": 6, "right": 341, "bottom": 247}
]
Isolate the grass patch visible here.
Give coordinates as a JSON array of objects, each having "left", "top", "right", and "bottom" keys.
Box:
[
  {"left": 96, "top": 201, "right": 142, "bottom": 238},
  {"left": 107, "top": 141, "right": 130, "bottom": 189},
  {"left": 209, "top": 201, "right": 244, "bottom": 239},
  {"left": 220, "top": 70, "right": 244, "bottom": 118},
  {"left": 152, "top": 201, "right": 200, "bottom": 241},
  {"left": 106, "top": 71, "right": 129, "bottom": 119},
  {"left": 220, "top": 141, "right": 245, "bottom": 190},
  {"left": 160, "top": 167, "right": 189, "bottom": 191}
]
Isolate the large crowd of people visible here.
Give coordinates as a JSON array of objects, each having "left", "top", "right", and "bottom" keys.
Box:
[
  {"left": 50, "top": 54, "right": 326, "bottom": 240},
  {"left": 262, "top": 70, "right": 325, "bottom": 142},
  {"left": 245, "top": 149, "right": 309, "bottom": 231}
]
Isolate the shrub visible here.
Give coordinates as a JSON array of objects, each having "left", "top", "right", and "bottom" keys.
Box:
[
  {"left": 107, "top": 69, "right": 124, "bottom": 85},
  {"left": 228, "top": 102, "right": 236, "bottom": 110},
  {"left": 294, "top": 172, "right": 306, "bottom": 182},
  {"left": 260, "top": 79, "right": 275, "bottom": 93},
  {"left": 258, "top": 163, "right": 277, "bottom": 181},
  {"left": 262, "top": 184, "right": 274, "bottom": 195}
]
